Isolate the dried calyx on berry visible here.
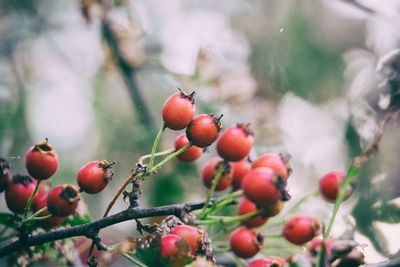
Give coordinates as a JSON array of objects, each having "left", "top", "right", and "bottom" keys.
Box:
[
  {"left": 47, "top": 184, "right": 80, "bottom": 217},
  {"left": 0, "top": 157, "right": 11, "bottom": 192}
]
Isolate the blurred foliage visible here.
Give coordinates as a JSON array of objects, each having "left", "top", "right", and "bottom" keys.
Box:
[{"left": 251, "top": 9, "right": 344, "bottom": 102}]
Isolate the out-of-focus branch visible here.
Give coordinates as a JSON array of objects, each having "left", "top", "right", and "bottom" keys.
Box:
[
  {"left": 339, "top": 0, "right": 374, "bottom": 14},
  {"left": 101, "top": 18, "right": 156, "bottom": 131}
]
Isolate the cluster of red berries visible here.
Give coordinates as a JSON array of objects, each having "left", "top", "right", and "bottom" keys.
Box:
[
  {"left": 0, "top": 139, "right": 115, "bottom": 230},
  {"left": 161, "top": 89, "right": 222, "bottom": 163},
  {"left": 161, "top": 89, "right": 325, "bottom": 263},
  {"left": 136, "top": 223, "right": 207, "bottom": 266}
]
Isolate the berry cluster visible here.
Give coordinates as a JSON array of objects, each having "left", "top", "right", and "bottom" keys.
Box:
[
  {"left": 0, "top": 139, "right": 115, "bottom": 230},
  {"left": 0, "top": 88, "right": 364, "bottom": 267}
]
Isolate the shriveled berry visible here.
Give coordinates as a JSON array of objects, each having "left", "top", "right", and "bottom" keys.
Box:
[
  {"left": 230, "top": 227, "right": 263, "bottom": 259},
  {"left": 5, "top": 174, "right": 39, "bottom": 214},
  {"left": 161, "top": 90, "right": 195, "bottom": 130},
  {"left": 175, "top": 134, "right": 203, "bottom": 162},
  {"left": 241, "top": 167, "right": 281, "bottom": 207},
  {"left": 319, "top": 171, "right": 348, "bottom": 202},
  {"left": 201, "top": 158, "right": 232, "bottom": 191},
  {"left": 47, "top": 184, "right": 80, "bottom": 216},
  {"left": 77, "top": 160, "right": 114, "bottom": 194},
  {"left": 283, "top": 215, "right": 320, "bottom": 245},
  {"left": 0, "top": 158, "right": 11, "bottom": 193},
  {"left": 231, "top": 159, "right": 251, "bottom": 190},
  {"left": 217, "top": 123, "right": 254, "bottom": 162},
  {"left": 25, "top": 139, "right": 58, "bottom": 180},
  {"left": 186, "top": 114, "right": 222, "bottom": 148},
  {"left": 252, "top": 153, "right": 290, "bottom": 181},
  {"left": 238, "top": 198, "right": 268, "bottom": 228},
  {"left": 170, "top": 225, "right": 204, "bottom": 254}
]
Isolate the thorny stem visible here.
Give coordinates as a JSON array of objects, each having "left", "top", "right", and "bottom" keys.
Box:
[
  {"left": 22, "top": 181, "right": 41, "bottom": 222},
  {"left": 199, "top": 164, "right": 225, "bottom": 219},
  {"left": 148, "top": 125, "right": 166, "bottom": 170}
]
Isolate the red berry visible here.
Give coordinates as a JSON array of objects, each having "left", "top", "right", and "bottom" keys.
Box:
[
  {"left": 175, "top": 134, "right": 203, "bottom": 162},
  {"left": 238, "top": 198, "right": 268, "bottom": 228},
  {"left": 47, "top": 184, "right": 80, "bottom": 217},
  {"left": 252, "top": 153, "right": 290, "bottom": 181},
  {"left": 186, "top": 114, "right": 222, "bottom": 148},
  {"left": 248, "top": 258, "right": 273, "bottom": 267},
  {"left": 230, "top": 227, "right": 263, "bottom": 259},
  {"left": 0, "top": 158, "right": 11, "bottom": 193},
  {"left": 217, "top": 123, "right": 254, "bottom": 162},
  {"left": 33, "top": 191, "right": 65, "bottom": 230},
  {"left": 231, "top": 159, "right": 251, "bottom": 190},
  {"left": 161, "top": 90, "right": 195, "bottom": 130},
  {"left": 5, "top": 174, "right": 39, "bottom": 214},
  {"left": 77, "top": 160, "right": 114, "bottom": 194},
  {"left": 241, "top": 168, "right": 281, "bottom": 207},
  {"left": 248, "top": 257, "right": 286, "bottom": 267},
  {"left": 170, "top": 225, "right": 204, "bottom": 254},
  {"left": 319, "top": 171, "right": 346, "bottom": 202},
  {"left": 160, "top": 234, "right": 190, "bottom": 258},
  {"left": 201, "top": 158, "right": 233, "bottom": 191},
  {"left": 25, "top": 140, "right": 58, "bottom": 180},
  {"left": 283, "top": 215, "right": 320, "bottom": 245}
]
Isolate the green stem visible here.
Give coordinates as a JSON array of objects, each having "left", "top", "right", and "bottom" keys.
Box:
[
  {"left": 23, "top": 180, "right": 41, "bottom": 221},
  {"left": 323, "top": 165, "right": 359, "bottom": 239},
  {"left": 195, "top": 211, "right": 259, "bottom": 225},
  {"left": 23, "top": 214, "right": 52, "bottom": 224},
  {"left": 150, "top": 143, "right": 191, "bottom": 173},
  {"left": 25, "top": 207, "right": 47, "bottom": 222},
  {"left": 123, "top": 253, "right": 147, "bottom": 267},
  {"left": 198, "top": 164, "right": 225, "bottom": 219},
  {"left": 202, "top": 190, "right": 243, "bottom": 217},
  {"left": 138, "top": 148, "right": 174, "bottom": 165},
  {"left": 148, "top": 125, "right": 166, "bottom": 170}
]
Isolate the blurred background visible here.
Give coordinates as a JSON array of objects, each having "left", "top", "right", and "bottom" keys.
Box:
[{"left": 0, "top": 0, "right": 399, "bottom": 266}]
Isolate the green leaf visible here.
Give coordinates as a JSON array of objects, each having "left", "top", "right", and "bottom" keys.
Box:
[
  {"left": 0, "top": 212, "right": 20, "bottom": 228},
  {"left": 62, "top": 214, "right": 91, "bottom": 226}
]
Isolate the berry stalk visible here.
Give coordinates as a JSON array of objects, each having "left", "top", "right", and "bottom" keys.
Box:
[
  {"left": 22, "top": 180, "right": 41, "bottom": 221},
  {"left": 195, "top": 211, "right": 259, "bottom": 225},
  {"left": 198, "top": 164, "right": 225, "bottom": 219},
  {"left": 147, "top": 125, "right": 166, "bottom": 170},
  {"left": 138, "top": 148, "right": 174, "bottom": 165},
  {"left": 149, "top": 143, "right": 191, "bottom": 173}
]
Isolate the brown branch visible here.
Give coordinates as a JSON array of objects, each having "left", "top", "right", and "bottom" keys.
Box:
[{"left": 0, "top": 199, "right": 208, "bottom": 257}]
